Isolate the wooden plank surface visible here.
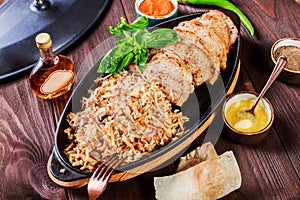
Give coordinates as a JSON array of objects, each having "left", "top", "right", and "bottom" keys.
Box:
[{"left": 0, "top": 0, "right": 299, "bottom": 199}]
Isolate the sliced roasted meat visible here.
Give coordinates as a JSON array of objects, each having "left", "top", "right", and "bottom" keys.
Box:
[
  {"left": 143, "top": 53, "right": 194, "bottom": 106},
  {"left": 146, "top": 10, "right": 238, "bottom": 86},
  {"left": 201, "top": 10, "right": 238, "bottom": 46},
  {"left": 193, "top": 16, "right": 231, "bottom": 51},
  {"left": 151, "top": 41, "right": 215, "bottom": 86},
  {"left": 190, "top": 18, "right": 229, "bottom": 51},
  {"left": 175, "top": 20, "right": 228, "bottom": 71},
  {"left": 174, "top": 29, "right": 219, "bottom": 84}
]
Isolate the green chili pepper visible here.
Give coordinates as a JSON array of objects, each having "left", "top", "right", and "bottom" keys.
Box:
[{"left": 178, "top": 0, "right": 255, "bottom": 36}]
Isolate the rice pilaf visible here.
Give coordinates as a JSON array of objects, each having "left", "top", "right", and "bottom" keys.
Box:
[{"left": 64, "top": 70, "right": 188, "bottom": 171}]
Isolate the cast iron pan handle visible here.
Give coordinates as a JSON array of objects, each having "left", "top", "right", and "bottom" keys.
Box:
[{"left": 48, "top": 148, "right": 90, "bottom": 187}]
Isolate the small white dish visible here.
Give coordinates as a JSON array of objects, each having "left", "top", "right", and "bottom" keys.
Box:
[{"left": 222, "top": 91, "right": 274, "bottom": 144}]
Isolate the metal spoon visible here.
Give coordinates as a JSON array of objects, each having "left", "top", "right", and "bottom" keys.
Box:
[{"left": 247, "top": 55, "right": 288, "bottom": 115}]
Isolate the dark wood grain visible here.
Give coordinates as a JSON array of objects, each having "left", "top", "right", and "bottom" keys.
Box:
[
  {"left": 0, "top": 77, "right": 59, "bottom": 199},
  {"left": 0, "top": 0, "right": 299, "bottom": 199}
]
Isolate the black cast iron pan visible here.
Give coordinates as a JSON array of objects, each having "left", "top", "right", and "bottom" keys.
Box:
[{"left": 49, "top": 9, "right": 241, "bottom": 184}]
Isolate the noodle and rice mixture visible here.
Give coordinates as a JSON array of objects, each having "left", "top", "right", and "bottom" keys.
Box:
[{"left": 64, "top": 70, "right": 188, "bottom": 171}]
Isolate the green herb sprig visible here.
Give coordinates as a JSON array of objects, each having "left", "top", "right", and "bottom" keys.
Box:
[{"left": 98, "top": 17, "right": 179, "bottom": 74}]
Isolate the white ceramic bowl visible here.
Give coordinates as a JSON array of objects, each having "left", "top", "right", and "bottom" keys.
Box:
[{"left": 222, "top": 92, "right": 274, "bottom": 144}]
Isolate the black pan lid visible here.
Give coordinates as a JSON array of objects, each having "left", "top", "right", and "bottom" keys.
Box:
[{"left": 0, "top": 0, "right": 110, "bottom": 82}]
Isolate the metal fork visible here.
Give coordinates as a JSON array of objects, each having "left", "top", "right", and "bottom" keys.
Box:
[{"left": 87, "top": 156, "right": 123, "bottom": 200}]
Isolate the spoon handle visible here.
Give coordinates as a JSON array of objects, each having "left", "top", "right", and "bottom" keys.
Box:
[{"left": 252, "top": 56, "right": 288, "bottom": 109}]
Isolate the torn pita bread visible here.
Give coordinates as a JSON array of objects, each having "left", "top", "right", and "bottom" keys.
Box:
[
  {"left": 154, "top": 151, "right": 242, "bottom": 200},
  {"left": 177, "top": 142, "right": 218, "bottom": 172}
]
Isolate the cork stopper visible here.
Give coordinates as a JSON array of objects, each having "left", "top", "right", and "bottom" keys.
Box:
[{"left": 35, "top": 33, "right": 52, "bottom": 50}]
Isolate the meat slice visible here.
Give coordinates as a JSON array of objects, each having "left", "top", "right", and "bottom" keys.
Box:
[
  {"left": 175, "top": 20, "right": 228, "bottom": 71},
  {"left": 146, "top": 10, "right": 238, "bottom": 86},
  {"left": 174, "top": 29, "right": 219, "bottom": 84},
  {"left": 200, "top": 10, "right": 238, "bottom": 46},
  {"left": 143, "top": 53, "right": 194, "bottom": 106},
  {"left": 194, "top": 16, "right": 231, "bottom": 50},
  {"left": 191, "top": 18, "right": 229, "bottom": 52},
  {"left": 151, "top": 41, "right": 214, "bottom": 86}
]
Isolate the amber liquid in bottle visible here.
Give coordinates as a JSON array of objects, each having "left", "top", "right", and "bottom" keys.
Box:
[{"left": 29, "top": 33, "right": 75, "bottom": 99}]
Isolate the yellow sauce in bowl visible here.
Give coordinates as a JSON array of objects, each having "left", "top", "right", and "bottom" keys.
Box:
[{"left": 225, "top": 99, "right": 269, "bottom": 133}]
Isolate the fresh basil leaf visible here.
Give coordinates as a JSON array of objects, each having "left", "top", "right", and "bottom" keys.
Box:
[
  {"left": 108, "top": 26, "right": 123, "bottom": 38},
  {"left": 116, "top": 51, "right": 135, "bottom": 73},
  {"left": 98, "top": 49, "right": 120, "bottom": 73},
  {"left": 145, "top": 28, "right": 179, "bottom": 48},
  {"left": 122, "top": 16, "right": 149, "bottom": 31},
  {"left": 108, "top": 17, "right": 128, "bottom": 38},
  {"left": 108, "top": 16, "right": 148, "bottom": 38},
  {"left": 134, "top": 48, "right": 148, "bottom": 71},
  {"left": 99, "top": 17, "right": 179, "bottom": 74},
  {"left": 132, "top": 28, "right": 150, "bottom": 47},
  {"left": 98, "top": 41, "right": 135, "bottom": 73},
  {"left": 116, "top": 37, "right": 133, "bottom": 45}
]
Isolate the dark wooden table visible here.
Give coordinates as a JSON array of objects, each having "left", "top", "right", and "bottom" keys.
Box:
[{"left": 0, "top": 0, "right": 299, "bottom": 199}]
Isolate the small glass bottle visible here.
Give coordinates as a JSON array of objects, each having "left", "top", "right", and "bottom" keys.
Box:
[{"left": 29, "top": 33, "right": 75, "bottom": 99}]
